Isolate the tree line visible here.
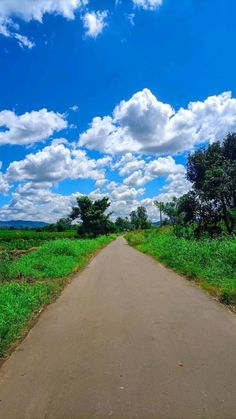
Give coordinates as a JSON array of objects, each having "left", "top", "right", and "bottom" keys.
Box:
[{"left": 43, "top": 133, "right": 235, "bottom": 239}]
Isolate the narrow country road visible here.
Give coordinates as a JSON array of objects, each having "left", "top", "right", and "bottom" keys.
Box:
[{"left": 1, "top": 237, "right": 236, "bottom": 419}]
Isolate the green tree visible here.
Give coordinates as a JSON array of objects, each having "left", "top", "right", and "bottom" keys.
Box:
[
  {"left": 187, "top": 133, "right": 236, "bottom": 235},
  {"left": 70, "top": 196, "right": 112, "bottom": 237},
  {"left": 55, "top": 217, "right": 72, "bottom": 232},
  {"left": 115, "top": 217, "right": 131, "bottom": 232},
  {"left": 130, "top": 206, "right": 150, "bottom": 230}
]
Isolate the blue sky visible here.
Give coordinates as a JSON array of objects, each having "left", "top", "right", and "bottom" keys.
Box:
[{"left": 0, "top": 0, "right": 236, "bottom": 222}]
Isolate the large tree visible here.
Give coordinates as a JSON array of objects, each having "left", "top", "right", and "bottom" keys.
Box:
[
  {"left": 186, "top": 133, "right": 236, "bottom": 234},
  {"left": 162, "top": 134, "right": 236, "bottom": 237},
  {"left": 70, "top": 196, "right": 113, "bottom": 237}
]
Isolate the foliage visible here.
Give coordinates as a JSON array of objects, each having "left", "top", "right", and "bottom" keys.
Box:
[
  {"left": 159, "top": 134, "right": 236, "bottom": 238},
  {"left": 130, "top": 206, "right": 151, "bottom": 230},
  {"left": 115, "top": 216, "right": 131, "bottom": 232},
  {"left": 42, "top": 217, "right": 74, "bottom": 232},
  {"left": 125, "top": 228, "right": 236, "bottom": 305},
  {"left": 70, "top": 196, "right": 114, "bottom": 237}
]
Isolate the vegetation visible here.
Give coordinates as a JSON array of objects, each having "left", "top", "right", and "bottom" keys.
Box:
[
  {"left": 0, "top": 230, "right": 76, "bottom": 251},
  {"left": 70, "top": 196, "right": 115, "bottom": 237},
  {"left": 115, "top": 206, "right": 151, "bottom": 232},
  {"left": 158, "top": 134, "right": 236, "bottom": 238},
  {"left": 126, "top": 228, "right": 236, "bottom": 306},
  {"left": 0, "top": 235, "right": 114, "bottom": 357}
]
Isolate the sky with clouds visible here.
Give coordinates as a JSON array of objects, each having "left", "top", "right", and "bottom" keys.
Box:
[{"left": 0, "top": 0, "right": 236, "bottom": 222}]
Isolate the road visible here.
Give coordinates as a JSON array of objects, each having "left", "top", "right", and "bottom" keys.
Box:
[{"left": 0, "top": 237, "right": 236, "bottom": 419}]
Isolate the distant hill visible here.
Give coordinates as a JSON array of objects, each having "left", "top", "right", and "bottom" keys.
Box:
[{"left": 0, "top": 220, "right": 48, "bottom": 229}]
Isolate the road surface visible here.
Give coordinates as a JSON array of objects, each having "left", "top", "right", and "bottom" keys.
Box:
[{"left": 0, "top": 237, "right": 236, "bottom": 419}]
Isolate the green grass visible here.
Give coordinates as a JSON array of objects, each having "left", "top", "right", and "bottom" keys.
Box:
[
  {"left": 0, "top": 230, "right": 77, "bottom": 251},
  {"left": 0, "top": 280, "right": 64, "bottom": 357},
  {"left": 125, "top": 229, "right": 236, "bottom": 305},
  {"left": 0, "top": 235, "right": 114, "bottom": 357}
]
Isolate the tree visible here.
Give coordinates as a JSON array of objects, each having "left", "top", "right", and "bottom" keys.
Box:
[
  {"left": 130, "top": 206, "right": 150, "bottom": 230},
  {"left": 55, "top": 217, "right": 72, "bottom": 232},
  {"left": 187, "top": 134, "right": 236, "bottom": 235},
  {"left": 70, "top": 196, "right": 112, "bottom": 237},
  {"left": 154, "top": 201, "right": 164, "bottom": 226},
  {"left": 115, "top": 217, "right": 131, "bottom": 232}
]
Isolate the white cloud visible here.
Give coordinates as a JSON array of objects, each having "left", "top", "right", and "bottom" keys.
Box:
[
  {"left": 0, "top": 183, "right": 78, "bottom": 223},
  {"left": 110, "top": 184, "right": 145, "bottom": 202},
  {"left": 0, "top": 0, "right": 88, "bottom": 47},
  {"left": 113, "top": 153, "right": 146, "bottom": 176},
  {"left": 132, "top": 0, "right": 163, "bottom": 10},
  {"left": 0, "top": 162, "right": 9, "bottom": 195},
  {"left": 0, "top": 1, "right": 88, "bottom": 22},
  {"left": 155, "top": 173, "right": 191, "bottom": 203},
  {"left": 123, "top": 156, "right": 185, "bottom": 187},
  {"left": 0, "top": 18, "right": 35, "bottom": 49},
  {"left": 0, "top": 109, "right": 67, "bottom": 146},
  {"left": 6, "top": 143, "right": 107, "bottom": 183},
  {"left": 79, "top": 89, "right": 236, "bottom": 155},
  {"left": 145, "top": 156, "right": 185, "bottom": 178},
  {"left": 124, "top": 170, "right": 149, "bottom": 187},
  {"left": 82, "top": 10, "right": 108, "bottom": 38}
]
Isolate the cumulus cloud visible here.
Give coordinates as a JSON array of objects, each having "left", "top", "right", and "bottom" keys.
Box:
[
  {"left": 0, "top": 182, "right": 78, "bottom": 223},
  {"left": 82, "top": 10, "right": 108, "bottom": 38},
  {"left": 0, "top": 109, "right": 67, "bottom": 146},
  {"left": 132, "top": 0, "right": 163, "bottom": 10},
  {"left": 155, "top": 173, "right": 191, "bottom": 203},
  {"left": 79, "top": 89, "right": 236, "bottom": 155},
  {"left": 123, "top": 156, "right": 185, "bottom": 187},
  {"left": 6, "top": 143, "right": 108, "bottom": 183}
]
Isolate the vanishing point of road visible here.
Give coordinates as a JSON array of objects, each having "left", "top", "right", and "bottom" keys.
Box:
[{"left": 0, "top": 237, "right": 236, "bottom": 419}]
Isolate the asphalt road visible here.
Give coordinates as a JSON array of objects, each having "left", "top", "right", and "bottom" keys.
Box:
[{"left": 0, "top": 237, "right": 236, "bottom": 419}]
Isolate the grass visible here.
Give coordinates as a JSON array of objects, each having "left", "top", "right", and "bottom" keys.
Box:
[
  {"left": 0, "top": 230, "right": 77, "bottom": 251},
  {"left": 125, "top": 228, "right": 236, "bottom": 306},
  {"left": 0, "top": 235, "right": 114, "bottom": 357}
]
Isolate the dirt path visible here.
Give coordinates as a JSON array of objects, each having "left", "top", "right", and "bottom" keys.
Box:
[{"left": 0, "top": 237, "right": 236, "bottom": 419}]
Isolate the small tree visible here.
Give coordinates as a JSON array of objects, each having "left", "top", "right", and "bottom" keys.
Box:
[
  {"left": 115, "top": 216, "right": 131, "bottom": 232},
  {"left": 130, "top": 206, "right": 150, "bottom": 230},
  {"left": 70, "top": 196, "right": 112, "bottom": 237}
]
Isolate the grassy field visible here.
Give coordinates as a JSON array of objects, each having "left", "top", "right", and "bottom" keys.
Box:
[
  {"left": 0, "top": 235, "right": 114, "bottom": 357},
  {"left": 0, "top": 230, "right": 76, "bottom": 251},
  {"left": 125, "top": 228, "right": 236, "bottom": 306}
]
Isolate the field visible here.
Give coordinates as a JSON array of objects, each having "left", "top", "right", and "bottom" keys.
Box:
[
  {"left": 125, "top": 228, "right": 236, "bottom": 306},
  {"left": 0, "top": 230, "right": 76, "bottom": 251},
  {"left": 0, "top": 231, "right": 114, "bottom": 357}
]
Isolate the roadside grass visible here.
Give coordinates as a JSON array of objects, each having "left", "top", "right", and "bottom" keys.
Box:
[
  {"left": 0, "top": 235, "right": 114, "bottom": 357},
  {"left": 125, "top": 229, "right": 236, "bottom": 306}
]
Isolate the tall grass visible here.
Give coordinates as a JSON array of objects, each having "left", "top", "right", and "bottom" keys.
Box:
[{"left": 125, "top": 229, "right": 236, "bottom": 305}]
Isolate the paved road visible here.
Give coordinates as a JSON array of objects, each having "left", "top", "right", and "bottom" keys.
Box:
[{"left": 0, "top": 237, "right": 236, "bottom": 419}]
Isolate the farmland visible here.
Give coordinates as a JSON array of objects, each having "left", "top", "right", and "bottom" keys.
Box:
[{"left": 0, "top": 230, "right": 114, "bottom": 357}]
